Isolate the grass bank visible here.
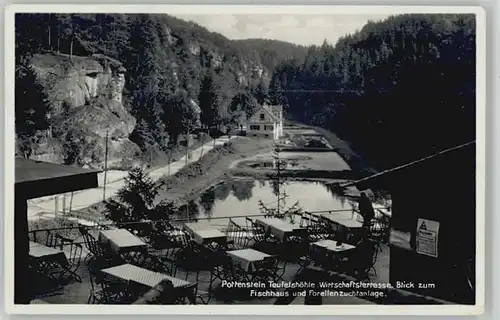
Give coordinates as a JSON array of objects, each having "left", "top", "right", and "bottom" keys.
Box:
[
  {"left": 29, "top": 136, "right": 274, "bottom": 231},
  {"left": 157, "top": 137, "right": 275, "bottom": 204}
]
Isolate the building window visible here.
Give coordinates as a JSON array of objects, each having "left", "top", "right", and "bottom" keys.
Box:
[
  {"left": 264, "top": 125, "right": 274, "bottom": 131},
  {"left": 250, "top": 125, "right": 260, "bottom": 130},
  {"left": 260, "top": 113, "right": 265, "bottom": 120}
]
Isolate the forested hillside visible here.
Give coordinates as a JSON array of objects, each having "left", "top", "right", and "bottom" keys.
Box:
[
  {"left": 268, "top": 14, "right": 476, "bottom": 170},
  {"left": 15, "top": 13, "right": 307, "bottom": 166},
  {"left": 15, "top": 13, "right": 476, "bottom": 174}
]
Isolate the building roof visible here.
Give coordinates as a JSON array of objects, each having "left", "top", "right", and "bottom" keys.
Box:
[
  {"left": 15, "top": 158, "right": 101, "bottom": 199},
  {"left": 15, "top": 158, "right": 100, "bottom": 184},
  {"left": 267, "top": 105, "right": 283, "bottom": 117},
  {"left": 257, "top": 104, "right": 282, "bottom": 121}
]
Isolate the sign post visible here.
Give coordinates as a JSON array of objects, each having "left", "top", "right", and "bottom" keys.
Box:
[{"left": 416, "top": 218, "right": 440, "bottom": 258}]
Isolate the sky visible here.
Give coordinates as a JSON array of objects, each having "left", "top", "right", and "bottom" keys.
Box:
[{"left": 174, "top": 14, "right": 390, "bottom": 47}]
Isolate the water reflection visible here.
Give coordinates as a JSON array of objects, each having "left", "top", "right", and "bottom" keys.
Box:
[
  {"left": 231, "top": 179, "right": 255, "bottom": 201},
  {"left": 181, "top": 178, "right": 354, "bottom": 225},
  {"left": 199, "top": 189, "right": 215, "bottom": 217},
  {"left": 177, "top": 200, "right": 200, "bottom": 222},
  {"left": 324, "top": 183, "right": 348, "bottom": 207}
]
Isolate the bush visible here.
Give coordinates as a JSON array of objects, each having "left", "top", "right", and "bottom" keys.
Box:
[{"left": 105, "top": 167, "right": 177, "bottom": 230}]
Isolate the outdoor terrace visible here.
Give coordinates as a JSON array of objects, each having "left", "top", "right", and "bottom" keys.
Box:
[{"left": 26, "top": 209, "right": 444, "bottom": 306}]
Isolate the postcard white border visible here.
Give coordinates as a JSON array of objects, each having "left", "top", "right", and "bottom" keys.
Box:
[{"left": 3, "top": 4, "right": 486, "bottom": 315}]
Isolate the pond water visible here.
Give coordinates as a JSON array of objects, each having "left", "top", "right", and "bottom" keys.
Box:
[
  {"left": 175, "top": 178, "right": 355, "bottom": 229},
  {"left": 244, "top": 159, "right": 302, "bottom": 170}
]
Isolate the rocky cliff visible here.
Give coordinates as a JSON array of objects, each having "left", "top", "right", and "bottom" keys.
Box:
[
  {"left": 15, "top": 13, "right": 308, "bottom": 168},
  {"left": 29, "top": 52, "right": 139, "bottom": 167}
]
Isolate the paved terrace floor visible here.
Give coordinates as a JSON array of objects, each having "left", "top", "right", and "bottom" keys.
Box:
[
  {"left": 32, "top": 242, "right": 390, "bottom": 305},
  {"left": 27, "top": 136, "right": 234, "bottom": 220}
]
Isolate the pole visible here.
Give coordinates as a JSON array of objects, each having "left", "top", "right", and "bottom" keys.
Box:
[
  {"left": 185, "top": 128, "right": 190, "bottom": 166},
  {"left": 276, "top": 145, "right": 280, "bottom": 217},
  {"left": 62, "top": 193, "right": 67, "bottom": 215},
  {"left": 69, "top": 192, "right": 74, "bottom": 214},
  {"left": 103, "top": 130, "right": 109, "bottom": 201},
  {"left": 55, "top": 195, "right": 59, "bottom": 217}
]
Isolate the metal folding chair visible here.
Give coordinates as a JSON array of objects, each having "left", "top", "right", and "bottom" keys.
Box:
[
  {"left": 226, "top": 219, "right": 252, "bottom": 250},
  {"left": 87, "top": 261, "right": 132, "bottom": 304},
  {"left": 47, "top": 238, "right": 83, "bottom": 283}
]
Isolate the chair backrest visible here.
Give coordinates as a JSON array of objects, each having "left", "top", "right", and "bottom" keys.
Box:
[
  {"left": 212, "top": 253, "right": 237, "bottom": 279},
  {"left": 248, "top": 220, "right": 267, "bottom": 241},
  {"left": 177, "top": 231, "right": 191, "bottom": 248},
  {"left": 299, "top": 213, "right": 309, "bottom": 228},
  {"left": 55, "top": 234, "right": 73, "bottom": 250},
  {"left": 78, "top": 225, "right": 89, "bottom": 236},
  {"left": 253, "top": 255, "right": 278, "bottom": 271},
  {"left": 87, "top": 261, "right": 99, "bottom": 291},
  {"left": 43, "top": 230, "right": 56, "bottom": 247},
  {"left": 82, "top": 232, "right": 107, "bottom": 258},
  {"left": 28, "top": 231, "right": 36, "bottom": 243},
  {"left": 29, "top": 230, "right": 55, "bottom": 246},
  {"left": 245, "top": 218, "right": 254, "bottom": 231},
  {"left": 70, "top": 242, "right": 84, "bottom": 265},
  {"left": 226, "top": 219, "right": 237, "bottom": 236},
  {"left": 300, "top": 212, "right": 319, "bottom": 228},
  {"left": 355, "top": 239, "right": 376, "bottom": 265},
  {"left": 227, "top": 219, "right": 251, "bottom": 249},
  {"left": 175, "top": 283, "right": 198, "bottom": 304},
  {"left": 88, "top": 262, "right": 125, "bottom": 293}
]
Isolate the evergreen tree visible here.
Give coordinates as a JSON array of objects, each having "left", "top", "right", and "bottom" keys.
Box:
[
  {"left": 258, "top": 144, "right": 302, "bottom": 223},
  {"left": 134, "top": 119, "right": 156, "bottom": 152},
  {"left": 60, "top": 128, "right": 82, "bottom": 165},
  {"left": 252, "top": 80, "right": 269, "bottom": 105},
  {"left": 229, "top": 92, "right": 258, "bottom": 118},
  {"left": 198, "top": 72, "right": 219, "bottom": 130},
  {"left": 128, "top": 17, "right": 171, "bottom": 155},
  {"left": 15, "top": 63, "right": 51, "bottom": 159},
  {"left": 105, "top": 167, "right": 176, "bottom": 229},
  {"left": 271, "top": 14, "right": 476, "bottom": 170}
]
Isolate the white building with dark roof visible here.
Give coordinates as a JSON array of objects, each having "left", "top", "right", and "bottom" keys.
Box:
[{"left": 247, "top": 104, "right": 283, "bottom": 140}]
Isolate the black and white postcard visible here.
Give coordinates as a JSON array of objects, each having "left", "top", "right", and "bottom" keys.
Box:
[{"left": 3, "top": 5, "right": 486, "bottom": 315}]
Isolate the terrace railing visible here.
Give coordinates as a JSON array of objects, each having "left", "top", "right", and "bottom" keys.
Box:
[{"left": 28, "top": 208, "right": 392, "bottom": 248}]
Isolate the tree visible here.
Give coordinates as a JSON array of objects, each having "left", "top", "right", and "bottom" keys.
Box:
[
  {"left": 57, "top": 124, "right": 103, "bottom": 166},
  {"left": 230, "top": 92, "right": 258, "bottom": 118},
  {"left": 14, "top": 12, "right": 313, "bottom": 167},
  {"left": 272, "top": 14, "right": 476, "bottom": 171},
  {"left": 134, "top": 119, "right": 155, "bottom": 151},
  {"left": 252, "top": 80, "right": 269, "bottom": 105},
  {"left": 198, "top": 72, "right": 219, "bottom": 131},
  {"left": 258, "top": 143, "right": 302, "bottom": 223},
  {"left": 105, "top": 167, "right": 176, "bottom": 230},
  {"left": 163, "top": 90, "right": 200, "bottom": 165},
  {"left": 165, "top": 136, "right": 178, "bottom": 176},
  {"left": 148, "top": 96, "right": 169, "bottom": 152},
  {"left": 268, "top": 75, "right": 285, "bottom": 106},
  {"left": 15, "top": 63, "right": 51, "bottom": 159},
  {"left": 128, "top": 16, "right": 170, "bottom": 157}
]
